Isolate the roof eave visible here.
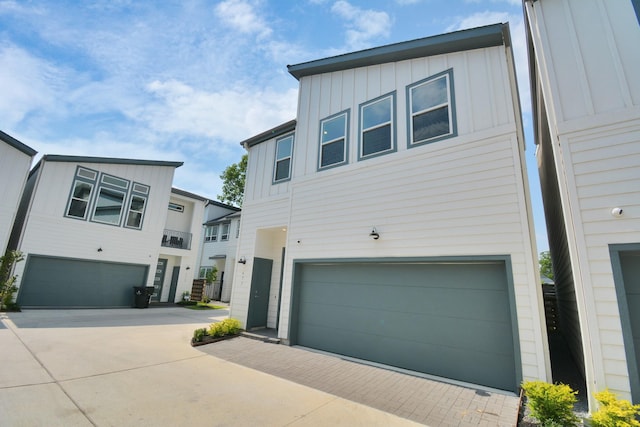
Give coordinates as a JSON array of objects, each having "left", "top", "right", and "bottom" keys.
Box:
[
  {"left": 239, "top": 119, "right": 297, "bottom": 148},
  {"left": 287, "top": 23, "right": 508, "bottom": 80},
  {"left": 0, "top": 130, "right": 37, "bottom": 157}
]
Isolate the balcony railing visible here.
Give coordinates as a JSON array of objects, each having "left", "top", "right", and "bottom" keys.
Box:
[{"left": 161, "top": 229, "right": 192, "bottom": 250}]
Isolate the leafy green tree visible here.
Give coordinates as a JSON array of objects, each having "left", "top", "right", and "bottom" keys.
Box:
[
  {"left": 218, "top": 154, "right": 247, "bottom": 207},
  {"left": 540, "top": 251, "right": 554, "bottom": 280}
]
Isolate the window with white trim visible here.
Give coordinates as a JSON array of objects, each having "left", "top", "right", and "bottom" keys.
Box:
[
  {"left": 91, "top": 174, "right": 129, "bottom": 226},
  {"left": 407, "top": 69, "right": 456, "bottom": 146},
  {"left": 359, "top": 93, "right": 395, "bottom": 159},
  {"left": 205, "top": 225, "right": 218, "bottom": 242},
  {"left": 319, "top": 110, "right": 349, "bottom": 169},
  {"left": 199, "top": 266, "right": 214, "bottom": 279},
  {"left": 168, "top": 202, "right": 184, "bottom": 212},
  {"left": 220, "top": 223, "right": 230, "bottom": 241},
  {"left": 125, "top": 182, "right": 149, "bottom": 229},
  {"left": 66, "top": 167, "right": 98, "bottom": 219},
  {"left": 274, "top": 134, "right": 293, "bottom": 183}
]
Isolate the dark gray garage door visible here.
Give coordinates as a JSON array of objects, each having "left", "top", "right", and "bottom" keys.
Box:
[
  {"left": 292, "top": 260, "right": 519, "bottom": 392},
  {"left": 18, "top": 255, "right": 149, "bottom": 308}
]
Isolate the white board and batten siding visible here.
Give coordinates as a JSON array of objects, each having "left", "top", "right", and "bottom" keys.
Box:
[
  {"left": 232, "top": 38, "right": 550, "bottom": 385},
  {"left": 526, "top": 0, "right": 640, "bottom": 401},
  {"left": 0, "top": 139, "right": 35, "bottom": 253},
  {"left": 13, "top": 158, "right": 178, "bottom": 292}
]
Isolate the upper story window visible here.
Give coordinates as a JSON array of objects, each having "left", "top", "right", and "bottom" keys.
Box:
[
  {"left": 66, "top": 167, "right": 98, "bottom": 220},
  {"left": 65, "top": 166, "right": 150, "bottom": 231},
  {"left": 125, "top": 183, "right": 149, "bottom": 230},
  {"left": 319, "top": 110, "right": 349, "bottom": 170},
  {"left": 359, "top": 93, "right": 396, "bottom": 160},
  {"left": 220, "top": 223, "right": 230, "bottom": 241},
  {"left": 91, "top": 173, "right": 130, "bottom": 226},
  {"left": 407, "top": 69, "right": 456, "bottom": 147},
  {"left": 274, "top": 134, "right": 293, "bottom": 183},
  {"left": 205, "top": 225, "right": 218, "bottom": 242},
  {"left": 168, "top": 202, "right": 184, "bottom": 212}
]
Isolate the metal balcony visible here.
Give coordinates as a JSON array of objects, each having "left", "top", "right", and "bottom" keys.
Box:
[{"left": 161, "top": 229, "right": 192, "bottom": 250}]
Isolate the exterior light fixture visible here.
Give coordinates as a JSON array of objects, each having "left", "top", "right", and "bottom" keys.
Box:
[
  {"left": 611, "top": 207, "right": 624, "bottom": 217},
  {"left": 185, "top": 266, "right": 191, "bottom": 270},
  {"left": 238, "top": 256, "right": 247, "bottom": 264},
  {"left": 97, "top": 247, "right": 103, "bottom": 252},
  {"left": 369, "top": 227, "right": 380, "bottom": 240}
]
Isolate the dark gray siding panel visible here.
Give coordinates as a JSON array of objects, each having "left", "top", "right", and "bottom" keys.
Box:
[
  {"left": 291, "top": 260, "right": 518, "bottom": 392},
  {"left": 18, "top": 255, "right": 149, "bottom": 308}
]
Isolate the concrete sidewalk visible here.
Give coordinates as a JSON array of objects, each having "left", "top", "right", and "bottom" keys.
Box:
[{"left": 0, "top": 308, "right": 421, "bottom": 426}]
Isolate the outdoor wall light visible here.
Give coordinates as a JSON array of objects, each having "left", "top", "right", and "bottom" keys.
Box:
[
  {"left": 369, "top": 227, "right": 380, "bottom": 240},
  {"left": 185, "top": 266, "right": 191, "bottom": 270},
  {"left": 238, "top": 256, "right": 247, "bottom": 264},
  {"left": 611, "top": 207, "right": 624, "bottom": 217},
  {"left": 97, "top": 247, "right": 103, "bottom": 252}
]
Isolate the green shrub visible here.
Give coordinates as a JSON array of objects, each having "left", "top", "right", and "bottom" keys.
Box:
[
  {"left": 521, "top": 380, "right": 579, "bottom": 426},
  {"left": 193, "top": 328, "right": 207, "bottom": 342},
  {"left": 0, "top": 250, "right": 24, "bottom": 311},
  {"left": 591, "top": 388, "right": 640, "bottom": 427},
  {"left": 208, "top": 318, "right": 242, "bottom": 338}
]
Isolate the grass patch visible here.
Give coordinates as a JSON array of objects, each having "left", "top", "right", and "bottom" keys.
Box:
[{"left": 182, "top": 302, "right": 226, "bottom": 310}]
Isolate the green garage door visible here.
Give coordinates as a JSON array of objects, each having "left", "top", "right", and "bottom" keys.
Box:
[
  {"left": 292, "top": 260, "right": 519, "bottom": 392},
  {"left": 18, "top": 255, "right": 149, "bottom": 308}
]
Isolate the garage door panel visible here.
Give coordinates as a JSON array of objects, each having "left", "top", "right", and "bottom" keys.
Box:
[
  {"left": 294, "top": 260, "right": 518, "bottom": 392},
  {"left": 302, "top": 282, "right": 510, "bottom": 323},
  {"left": 299, "top": 302, "right": 514, "bottom": 355},
  {"left": 18, "top": 256, "right": 148, "bottom": 308}
]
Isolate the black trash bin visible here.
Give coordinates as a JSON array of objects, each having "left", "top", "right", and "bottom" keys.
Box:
[{"left": 133, "top": 286, "right": 152, "bottom": 308}]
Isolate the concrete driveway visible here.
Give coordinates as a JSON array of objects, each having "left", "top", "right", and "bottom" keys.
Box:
[{"left": 0, "top": 307, "right": 421, "bottom": 427}]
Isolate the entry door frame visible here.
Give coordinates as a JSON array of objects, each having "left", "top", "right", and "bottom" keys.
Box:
[
  {"left": 168, "top": 266, "right": 180, "bottom": 303},
  {"left": 610, "top": 243, "right": 640, "bottom": 402},
  {"left": 246, "top": 257, "right": 273, "bottom": 330}
]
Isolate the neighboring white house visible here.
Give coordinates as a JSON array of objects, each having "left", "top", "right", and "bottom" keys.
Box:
[
  {"left": 196, "top": 200, "right": 241, "bottom": 302},
  {"left": 0, "top": 130, "right": 36, "bottom": 254},
  {"left": 230, "top": 23, "right": 550, "bottom": 394},
  {"left": 9, "top": 155, "right": 186, "bottom": 308},
  {"left": 156, "top": 187, "right": 207, "bottom": 303},
  {"left": 525, "top": 0, "right": 640, "bottom": 409}
]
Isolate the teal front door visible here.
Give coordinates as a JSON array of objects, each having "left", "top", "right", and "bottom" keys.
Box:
[{"left": 246, "top": 257, "right": 273, "bottom": 330}]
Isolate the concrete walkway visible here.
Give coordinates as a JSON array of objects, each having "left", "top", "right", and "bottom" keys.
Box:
[{"left": 0, "top": 308, "right": 519, "bottom": 426}]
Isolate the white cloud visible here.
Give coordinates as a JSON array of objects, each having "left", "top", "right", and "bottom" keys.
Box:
[
  {"left": 139, "top": 79, "right": 297, "bottom": 147},
  {"left": 331, "top": 1, "right": 392, "bottom": 50},
  {"left": 0, "top": 44, "right": 62, "bottom": 127},
  {"left": 447, "top": 11, "right": 531, "bottom": 116},
  {"left": 214, "top": 0, "right": 272, "bottom": 39}
]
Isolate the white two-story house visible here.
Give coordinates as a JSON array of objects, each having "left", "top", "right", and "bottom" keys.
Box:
[
  {"left": 230, "top": 23, "right": 550, "bottom": 394},
  {"left": 525, "top": 0, "right": 640, "bottom": 409},
  {"left": 9, "top": 155, "right": 195, "bottom": 308},
  {"left": 0, "top": 131, "right": 36, "bottom": 254},
  {"left": 196, "top": 200, "right": 241, "bottom": 302}
]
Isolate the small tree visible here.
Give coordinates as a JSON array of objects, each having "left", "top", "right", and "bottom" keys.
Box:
[
  {"left": 218, "top": 154, "right": 247, "bottom": 207},
  {"left": 521, "top": 380, "right": 580, "bottom": 426},
  {"left": 205, "top": 266, "right": 218, "bottom": 284},
  {"left": 540, "top": 251, "right": 554, "bottom": 280},
  {"left": 0, "top": 250, "right": 25, "bottom": 311}
]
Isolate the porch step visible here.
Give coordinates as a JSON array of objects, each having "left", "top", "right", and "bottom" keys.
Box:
[{"left": 240, "top": 331, "right": 281, "bottom": 344}]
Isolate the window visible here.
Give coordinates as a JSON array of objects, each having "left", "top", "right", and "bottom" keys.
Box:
[
  {"left": 199, "top": 266, "right": 213, "bottom": 279},
  {"left": 168, "top": 202, "right": 184, "bottom": 212},
  {"left": 319, "top": 110, "right": 349, "bottom": 169},
  {"left": 65, "top": 167, "right": 150, "bottom": 230},
  {"left": 359, "top": 93, "right": 395, "bottom": 159},
  {"left": 125, "top": 182, "right": 149, "bottom": 230},
  {"left": 221, "top": 223, "right": 230, "bottom": 241},
  {"left": 205, "top": 225, "right": 218, "bottom": 242},
  {"left": 407, "top": 69, "right": 456, "bottom": 147},
  {"left": 274, "top": 134, "right": 293, "bottom": 183},
  {"left": 66, "top": 167, "right": 98, "bottom": 219},
  {"left": 92, "top": 187, "right": 126, "bottom": 225}
]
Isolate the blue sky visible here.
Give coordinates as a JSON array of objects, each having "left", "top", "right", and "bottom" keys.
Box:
[{"left": 0, "top": 0, "right": 548, "bottom": 252}]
